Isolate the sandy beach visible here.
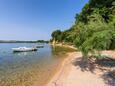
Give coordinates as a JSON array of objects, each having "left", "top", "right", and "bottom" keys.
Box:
[{"left": 47, "top": 51, "right": 115, "bottom": 86}]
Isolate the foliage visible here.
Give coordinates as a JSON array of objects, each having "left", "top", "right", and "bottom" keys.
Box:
[{"left": 75, "top": 14, "right": 115, "bottom": 59}]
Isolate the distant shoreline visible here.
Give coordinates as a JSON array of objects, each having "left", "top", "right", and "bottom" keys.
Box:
[{"left": 0, "top": 40, "right": 49, "bottom": 43}]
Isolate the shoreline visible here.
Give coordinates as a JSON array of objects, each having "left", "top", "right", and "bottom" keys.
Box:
[
  {"left": 33, "top": 52, "right": 76, "bottom": 86},
  {"left": 47, "top": 52, "right": 77, "bottom": 86}
]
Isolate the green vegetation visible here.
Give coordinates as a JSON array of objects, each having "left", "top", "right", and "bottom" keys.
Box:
[{"left": 51, "top": 0, "right": 115, "bottom": 60}]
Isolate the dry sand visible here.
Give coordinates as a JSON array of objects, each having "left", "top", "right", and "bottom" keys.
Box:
[{"left": 47, "top": 51, "right": 115, "bottom": 86}]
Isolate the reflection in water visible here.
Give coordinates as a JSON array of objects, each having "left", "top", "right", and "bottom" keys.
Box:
[
  {"left": 51, "top": 45, "right": 75, "bottom": 56},
  {"left": 13, "top": 51, "right": 37, "bottom": 56},
  {"left": 0, "top": 44, "right": 75, "bottom": 86}
]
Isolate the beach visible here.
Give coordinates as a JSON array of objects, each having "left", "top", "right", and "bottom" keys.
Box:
[
  {"left": 47, "top": 51, "right": 115, "bottom": 86},
  {"left": 0, "top": 0, "right": 115, "bottom": 86}
]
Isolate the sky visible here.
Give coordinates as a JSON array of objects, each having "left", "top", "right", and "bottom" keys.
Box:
[{"left": 0, "top": 0, "right": 89, "bottom": 41}]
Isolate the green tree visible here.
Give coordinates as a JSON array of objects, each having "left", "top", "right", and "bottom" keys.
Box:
[{"left": 51, "top": 30, "right": 62, "bottom": 43}]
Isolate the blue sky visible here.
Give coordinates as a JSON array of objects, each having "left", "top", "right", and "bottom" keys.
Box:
[{"left": 0, "top": 0, "right": 88, "bottom": 41}]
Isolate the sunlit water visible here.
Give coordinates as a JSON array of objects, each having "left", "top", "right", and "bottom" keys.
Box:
[{"left": 0, "top": 43, "right": 75, "bottom": 86}]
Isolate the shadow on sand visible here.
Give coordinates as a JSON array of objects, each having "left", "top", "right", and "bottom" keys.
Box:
[
  {"left": 102, "top": 70, "right": 115, "bottom": 86},
  {"left": 72, "top": 56, "right": 115, "bottom": 86},
  {"left": 98, "top": 58, "right": 115, "bottom": 86}
]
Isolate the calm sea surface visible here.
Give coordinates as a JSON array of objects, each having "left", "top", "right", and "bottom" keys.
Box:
[{"left": 0, "top": 43, "right": 75, "bottom": 86}]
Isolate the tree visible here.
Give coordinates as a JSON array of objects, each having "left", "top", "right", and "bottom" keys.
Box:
[{"left": 51, "top": 30, "right": 62, "bottom": 43}]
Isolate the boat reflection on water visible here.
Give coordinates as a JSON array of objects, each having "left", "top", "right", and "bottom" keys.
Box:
[{"left": 13, "top": 51, "right": 38, "bottom": 56}]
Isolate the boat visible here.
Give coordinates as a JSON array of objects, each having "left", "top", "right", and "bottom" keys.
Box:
[
  {"left": 36, "top": 45, "right": 44, "bottom": 48},
  {"left": 12, "top": 47, "right": 37, "bottom": 52}
]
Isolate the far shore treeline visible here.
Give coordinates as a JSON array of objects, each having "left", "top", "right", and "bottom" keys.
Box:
[
  {"left": 0, "top": 40, "right": 49, "bottom": 43},
  {"left": 51, "top": 0, "right": 115, "bottom": 59}
]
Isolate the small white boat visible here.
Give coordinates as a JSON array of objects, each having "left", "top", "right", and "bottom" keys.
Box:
[
  {"left": 36, "top": 45, "right": 44, "bottom": 48},
  {"left": 12, "top": 47, "right": 37, "bottom": 52}
]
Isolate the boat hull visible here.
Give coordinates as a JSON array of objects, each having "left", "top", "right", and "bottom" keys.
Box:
[{"left": 12, "top": 48, "right": 37, "bottom": 52}]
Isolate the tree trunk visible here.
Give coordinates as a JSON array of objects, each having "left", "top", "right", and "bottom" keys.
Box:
[
  {"left": 82, "top": 52, "right": 89, "bottom": 63},
  {"left": 52, "top": 38, "right": 56, "bottom": 45}
]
